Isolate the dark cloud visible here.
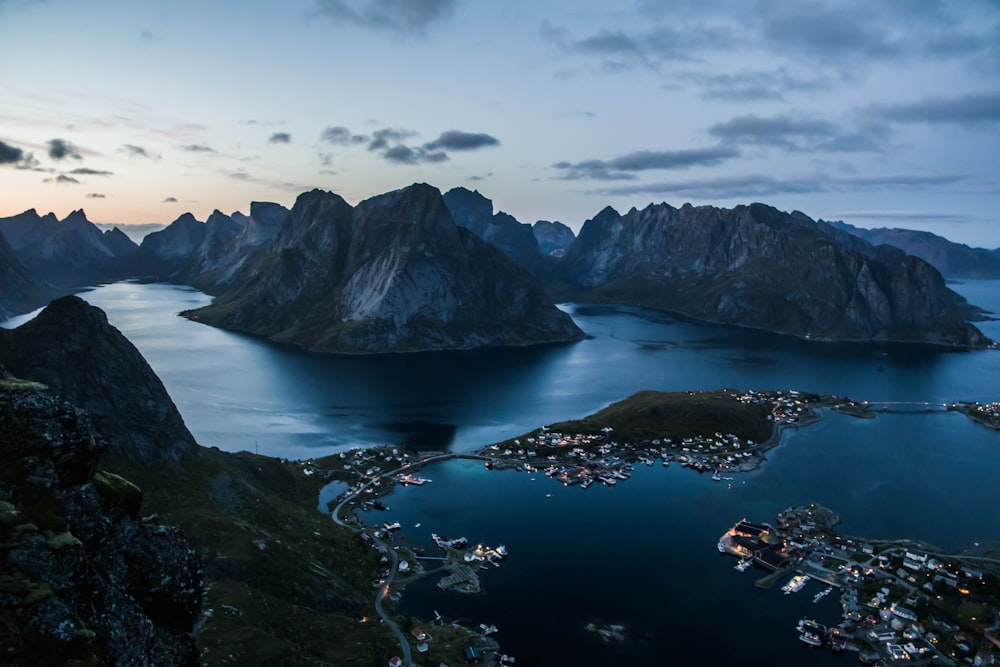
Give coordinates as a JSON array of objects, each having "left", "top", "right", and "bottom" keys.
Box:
[
  {"left": 44, "top": 174, "right": 81, "bottom": 185},
  {"left": 320, "top": 126, "right": 369, "bottom": 145},
  {"left": 587, "top": 171, "right": 968, "bottom": 199},
  {"left": 0, "top": 139, "right": 24, "bottom": 164},
  {"left": 268, "top": 132, "right": 292, "bottom": 144},
  {"left": 708, "top": 114, "right": 885, "bottom": 152},
  {"left": 85, "top": 193, "right": 106, "bottom": 199},
  {"left": 47, "top": 138, "right": 82, "bottom": 161},
  {"left": 554, "top": 146, "right": 739, "bottom": 180},
  {"left": 383, "top": 145, "right": 448, "bottom": 164},
  {"left": 69, "top": 167, "right": 114, "bottom": 176},
  {"left": 869, "top": 91, "right": 1000, "bottom": 124},
  {"left": 368, "top": 127, "right": 416, "bottom": 152},
  {"left": 423, "top": 130, "right": 500, "bottom": 151},
  {"left": 183, "top": 144, "right": 216, "bottom": 152},
  {"left": 228, "top": 171, "right": 252, "bottom": 180},
  {"left": 313, "top": 0, "right": 456, "bottom": 34},
  {"left": 163, "top": 197, "right": 178, "bottom": 203},
  {"left": 122, "top": 144, "right": 160, "bottom": 159},
  {"left": 829, "top": 210, "right": 976, "bottom": 224}
]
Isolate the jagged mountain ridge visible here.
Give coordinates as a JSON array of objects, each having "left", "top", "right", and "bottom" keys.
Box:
[
  {"left": 183, "top": 183, "right": 584, "bottom": 353},
  {"left": 0, "top": 208, "right": 139, "bottom": 288},
  {"left": 0, "top": 295, "right": 197, "bottom": 463},
  {"left": 0, "top": 377, "right": 202, "bottom": 666},
  {"left": 824, "top": 220, "right": 1000, "bottom": 279},
  {"left": 559, "top": 202, "right": 989, "bottom": 347},
  {"left": 533, "top": 219, "right": 576, "bottom": 257}
]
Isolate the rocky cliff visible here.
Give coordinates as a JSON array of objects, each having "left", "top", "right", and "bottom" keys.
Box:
[
  {"left": 184, "top": 183, "right": 583, "bottom": 353},
  {"left": 823, "top": 220, "right": 1000, "bottom": 279},
  {"left": 560, "top": 202, "right": 990, "bottom": 347},
  {"left": 0, "top": 376, "right": 202, "bottom": 666},
  {"left": 443, "top": 186, "right": 547, "bottom": 277},
  {"left": 0, "top": 296, "right": 196, "bottom": 463}
]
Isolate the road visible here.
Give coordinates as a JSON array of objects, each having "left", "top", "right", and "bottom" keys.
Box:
[{"left": 329, "top": 452, "right": 491, "bottom": 665}]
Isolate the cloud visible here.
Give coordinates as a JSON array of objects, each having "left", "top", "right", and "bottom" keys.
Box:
[
  {"left": 320, "top": 126, "right": 369, "bottom": 145},
  {"left": 268, "top": 132, "right": 292, "bottom": 144},
  {"left": 182, "top": 143, "right": 216, "bottom": 152},
  {"left": 869, "top": 91, "right": 1000, "bottom": 125},
  {"left": 554, "top": 146, "right": 739, "bottom": 180},
  {"left": 587, "top": 172, "right": 969, "bottom": 199},
  {"left": 163, "top": 197, "right": 178, "bottom": 203},
  {"left": 85, "top": 193, "right": 106, "bottom": 199},
  {"left": 423, "top": 130, "right": 500, "bottom": 151},
  {"left": 368, "top": 127, "right": 416, "bottom": 151},
  {"left": 828, "top": 210, "right": 976, "bottom": 224},
  {"left": 383, "top": 144, "right": 448, "bottom": 164},
  {"left": 47, "top": 138, "right": 82, "bottom": 160},
  {"left": 44, "top": 174, "right": 81, "bottom": 185},
  {"left": 122, "top": 144, "right": 160, "bottom": 159},
  {"left": 708, "top": 114, "right": 885, "bottom": 152},
  {"left": 542, "top": 20, "right": 732, "bottom": 72},
  {"left": 228, "top": 171, "right": 252, "bottom": 180},
  {"left": 68, "top": 167, "right": 114, "bottom": 176},
  {"left": 0, "top": 139, "right": 26, "bottom": 165},
  {"left": 313, "top": 0, "right": 456, "bottom": 34},
  {"left": 681, "top": 68, "right": 828, "bottom": 102}
]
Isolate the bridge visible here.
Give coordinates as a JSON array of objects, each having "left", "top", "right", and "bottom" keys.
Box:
[{"left": 860, "top": 400, "right": 951, "bottom": 412}]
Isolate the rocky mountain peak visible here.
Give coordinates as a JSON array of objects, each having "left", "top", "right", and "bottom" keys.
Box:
[{"left": 0, "top": 296, "right": 197, "bottom": 463}]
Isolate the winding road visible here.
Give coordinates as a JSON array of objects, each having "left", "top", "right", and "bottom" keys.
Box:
[{"left": 330, "top": 452, "right": 491, "bottom": 666}]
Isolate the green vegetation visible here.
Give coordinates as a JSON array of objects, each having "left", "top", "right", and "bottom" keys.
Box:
[
  {"left": 101, "top": 446, "right": 478, "bottom": 666},
  {"left": 545, "top": 390, "right": 773, "bottom": 444}
]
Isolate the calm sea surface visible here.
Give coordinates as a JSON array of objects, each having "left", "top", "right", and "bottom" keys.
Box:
[{"left": 4, "top": 279, "right": 999, "bottom": 665}]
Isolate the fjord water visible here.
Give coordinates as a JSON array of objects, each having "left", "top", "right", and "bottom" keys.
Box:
[
  {"left": 4, "top": 280, "right": 999, "bottom": 665},
  {"left": 8, "top": 280, "right": 997, "bottom": 460}
]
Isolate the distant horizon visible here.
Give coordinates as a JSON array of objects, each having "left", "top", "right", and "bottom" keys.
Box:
[
  {"left": 2, "top": 1, "right": 998, "bottom": 246},
  {"left": 9, "top": 181, "right": 1000, "bottom": 251}
]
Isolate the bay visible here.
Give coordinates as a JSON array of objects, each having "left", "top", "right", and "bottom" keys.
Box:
[{"left": 3, "top": 279, "right": 999, "bottom": 664}]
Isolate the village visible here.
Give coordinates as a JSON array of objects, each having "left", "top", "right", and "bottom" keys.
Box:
[{"left": 719, "top": 505, "right": 1000, "bottom": 665}]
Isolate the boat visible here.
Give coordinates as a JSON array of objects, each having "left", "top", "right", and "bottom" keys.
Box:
[
  {"left": 734, "top": 557, "right": 751, "bottom": 572},
  {"left": 495, "top": 545, "right": 508, "bottom": 558},
  {"left": 718, "top": 541, "right": 727, "bottom": 553},
  {"left": 798, "top": 632, "right": 823, "bottom": 647},
  {"left": 479, "top": 623, "right": 498, "bottom": 636},
  {"left": 796, "top": 619, "right": 827, "bottom": 634},
  {"left": 813, "top": 586, "right": 833, "bottom": 603},
  {"left": 712, "top": 469, "right": 721, "bottom": 481}
]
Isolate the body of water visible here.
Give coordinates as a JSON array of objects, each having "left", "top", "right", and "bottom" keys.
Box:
[{"left": 4, "top": 279, "right": 999, "bottom": 664}]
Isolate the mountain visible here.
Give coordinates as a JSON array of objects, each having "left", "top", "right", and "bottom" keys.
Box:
[
  {"left": 0, "top": 208, "right": 139, "bottom": 287},
  {"left": 824, "top": 220, "right": 1000, "bottom": 279},
  {"left": 0, "top": 232, "right": 58, "bottom": 320},
  {"left": 559, "top": 202, "right": 990, "bottom": 347},
  {"left": 0, "top": 295, "right": 197, "bottom": 463},
  {"left": 0, "top": 376, "right": 202, "bottom": 666},
  {"left": 533, "top": 219, "right": 575, "bottom": 257},
  {"left": 443, "top": 186, "right": 546, "bottom": 277},
  {"left": 137, "top": 202, "right": 287, "bottom": 291},
  {"left": 183, "top": 183, "right": 583, "bottom": 353}
]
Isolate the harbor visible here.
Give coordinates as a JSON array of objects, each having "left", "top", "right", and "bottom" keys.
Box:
[{"left": 719, "top": 505, "right": 1000, "bottom": 665}]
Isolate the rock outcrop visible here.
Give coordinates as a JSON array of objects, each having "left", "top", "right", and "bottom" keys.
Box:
[
  {"left": 0, "top": 296, "right": 196, "bottom": 463},
  {"left": 184, "top": 183, "right": 583, "bottom": 353},
  {"left": 0, "top": 377, "right": 202, "bottom": 666},
  {"left": 560, "top": 202, "right": 990, "bottom": 347}
]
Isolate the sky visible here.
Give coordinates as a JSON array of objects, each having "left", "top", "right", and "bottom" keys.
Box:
[{"left": 1, "top": 0, "right": 999, "bottom": 246}]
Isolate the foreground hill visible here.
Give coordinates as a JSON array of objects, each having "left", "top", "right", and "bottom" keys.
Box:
[
  {"left": 559, "top": 202, "right": 989, "bottom": 347},
  {"left": 824, "top": 220, "right": 1000, "bottom": 280},
  {"left": 0, "top": 296, "right": 197, "bottom": 463},
  {"left": 184, "top": 183, "right": 583, "bottom": 353},
  {"left": 0, "top": 376, "right": 202, "bottom": 666}
]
